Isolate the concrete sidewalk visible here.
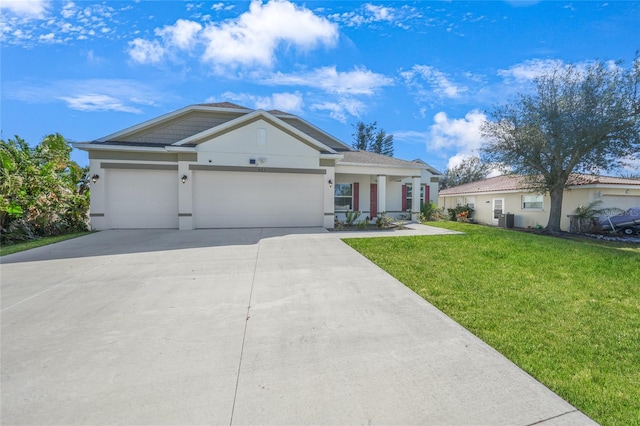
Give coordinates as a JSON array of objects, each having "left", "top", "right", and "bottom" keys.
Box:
[{"left": 1, "top": 228, "right": 596, "bottom": 425}]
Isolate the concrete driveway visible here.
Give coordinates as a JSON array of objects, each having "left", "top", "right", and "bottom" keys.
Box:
[{"left": 1, "top": 228, "right": 595, "bottom": 425}]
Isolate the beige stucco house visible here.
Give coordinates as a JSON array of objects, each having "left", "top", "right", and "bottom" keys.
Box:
[
  {"left": 438, "top": 174, "right": 640, "bottom": 231},
  {"left": 74, "top": 102, "right": 442, "bottom": 230}
]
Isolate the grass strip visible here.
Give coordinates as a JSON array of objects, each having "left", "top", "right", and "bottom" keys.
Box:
[
  {"left": 344, "top": 222, "right": 640, "bottom": 426},
  {"left": 1, "top": 232, "right": 92, "bottom": 256}
]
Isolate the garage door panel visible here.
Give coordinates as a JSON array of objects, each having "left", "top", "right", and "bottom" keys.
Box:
[
  {"left": 194, "top": 172, "right": 323, "bottom": 228},
  {"left": 107, "top": 170, "right": 178, "bottom": 229},
  {"left": 601, "top": 195, "right": 640, "bottom": 212}
]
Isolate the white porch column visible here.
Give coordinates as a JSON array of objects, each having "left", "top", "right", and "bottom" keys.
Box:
[
  {"left": 178, "top": 161, "right": 193, "bottom": 230},
  {"left": 377, "top": 175, "right": 387, "bottom": 216},
  {"left": 323, "top": 167, "right": 335, "bottom": 228},
  {"left": 412, "top": 175, "right": 422, "bottom": 222}
]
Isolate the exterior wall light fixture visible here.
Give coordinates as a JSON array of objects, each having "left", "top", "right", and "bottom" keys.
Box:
[
  {"left": 181, "top": 175, "right": 188, "bottom": 184},
  {"left": 91, "top": 174, "right": 99, "bottom": 183},
  {"left": 328, "top": 179, "right": 333, "bottom": 188}
]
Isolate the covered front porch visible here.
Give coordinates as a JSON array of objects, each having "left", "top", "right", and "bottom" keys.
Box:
[{"left": 333, "top": 172, "right": 425, "bottom": 224}]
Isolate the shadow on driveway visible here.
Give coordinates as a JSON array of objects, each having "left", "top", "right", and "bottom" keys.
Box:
[{"left": 0, "top": 228, "right": 330, "bottom": 264}]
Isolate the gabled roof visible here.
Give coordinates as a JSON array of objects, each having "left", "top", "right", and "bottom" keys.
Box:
[
  {"left": 173, "top": 109, "right": 338, "bottom": 154},
  {"left": 338, "top": 150, "right": 425, "bottom": 169},
  {"left": 82, "top": 103, "right": 351, "bottom": 152},
  {"left": 412, "top": 158, "right": 443, "bottom": 175},
  {"left": 439, "top": 174, "right": 640, "bottom": 196},
  {"left": 195, "top": 102, "right": 251, "bottom": 110}
]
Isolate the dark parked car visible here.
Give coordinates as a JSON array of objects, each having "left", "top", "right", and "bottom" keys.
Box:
[{"left": 600, "top": 207, "right": 640, "bottom": 235}]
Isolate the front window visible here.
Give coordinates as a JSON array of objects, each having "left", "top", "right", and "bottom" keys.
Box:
[
  {"left": 522, "top": 194, "right": 543, "bottom": 209},
  {"left": 407, "top": 184, "right": 425, "bottom": 210},
  {"left": 334, "top": 183, "right": 353, "bottom": 211}
]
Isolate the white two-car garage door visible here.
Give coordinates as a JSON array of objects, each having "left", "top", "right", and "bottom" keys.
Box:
[
  {"left": 106, "top": 168, "right": 179, "bottom": 229},
  {"left": 193, "top": 171, "right": 324, "bottom": 228}
]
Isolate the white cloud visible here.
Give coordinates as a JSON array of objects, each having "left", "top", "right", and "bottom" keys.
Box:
[
  {"left": 428, "top": 109, "right": 487, "bottom": 155},
  {"left": 221, "top": 91, "right": 304, "bottom": 113},
  {"left": 311, "top": 98, "right": 366, "bottom": 123},
  {"left": 3, "top": 78, "right": 163, "bottom": 113},
  {"left": 328, "top": 3, "right": 414, "bottom": 28},
  {"left": 61, "top": 2, "right": 75, "bottom": 19},
  {"left": 128, "top": 38, "right": 165, "bottom": 64},
  {"left": 58, "top": 94, "right": 142, "bottom": 113},
  {"left": 364, "top": 4, "right": 395, "bottom": 22},
  {"left": 126, "top": 1, "right": 338, "bottom": 72},
  {"left": 201, "top": 0, "right": 338, "bottom": 70},
  {"left": 498, "top": 59, "right": 565, "bottom": 82},
  {"left": 264, "top": 66, "right": 393, "bottom": 95},
  {"left": 156, "top": 19, "right": 202, "bottom": 50},
  {"left": 0, "top": 0, "right": 50, "bottom": 19},
  {"left": 1, "top": 1, "right": 119, "bottom": 46},
  {"left": 38, "top": 32, "right": 56, "bottom": 42},
  {"left": 401, "top": 65, "right": 467, "bottom": 99}
]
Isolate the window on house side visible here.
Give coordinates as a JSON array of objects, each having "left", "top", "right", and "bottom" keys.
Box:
[
  {"left": 522, "top": 194, "right": 543, "bottom": 209},
  {"left": 465, "top": 196, "right": 476, "bottom": 209},
  {"left": 334, "top": 183, "right": 353, "bottom": 211},
  {"left": 406, "top": 184, "right": 425, "bottom": 210}
]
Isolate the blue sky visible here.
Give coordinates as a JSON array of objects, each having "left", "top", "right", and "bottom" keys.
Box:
[{"left": 1, "top": 0, "right": 639, "bottom": 172}]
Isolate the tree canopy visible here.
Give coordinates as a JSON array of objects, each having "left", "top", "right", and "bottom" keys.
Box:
[
  {"left": 440, "top": 156, "right": 493, "bottom": 189},
  {"left": 352, "top": 121, "right": 394, "bottom": 156},
  {"left": 481, "top": 57, "right": 640, "bottom": 232},
  {"left": 1, "top": 134, "right": 89, "bottom": 243}
]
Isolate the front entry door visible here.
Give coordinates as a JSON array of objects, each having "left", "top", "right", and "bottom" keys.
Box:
[{"left": 370, "top": 184, "right": 378, "bottom": 218}]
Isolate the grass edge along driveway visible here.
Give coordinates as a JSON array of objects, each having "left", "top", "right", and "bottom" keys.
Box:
[{"left": 344, "top": 222, "right": 639, "bottom": 426}]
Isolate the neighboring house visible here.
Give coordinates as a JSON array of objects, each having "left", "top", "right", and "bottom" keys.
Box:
[
  {"left": 74, "top": 103, "right": 442, "bottom": 230},
  {"left": 438, "top": 174, "right": 640, "bottom": 231}
]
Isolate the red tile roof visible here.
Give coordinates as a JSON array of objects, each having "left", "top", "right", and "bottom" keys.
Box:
[{"left": 439, "top": 174, "right": 640, "bottom": 195}]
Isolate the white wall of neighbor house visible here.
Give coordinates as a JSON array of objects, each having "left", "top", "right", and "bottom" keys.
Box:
[
  {"left": 196, "top": 119, "right": 320, "bottom": 168},
  {"left": 440, "top": 186, "right": 640, "bottom": 231}
]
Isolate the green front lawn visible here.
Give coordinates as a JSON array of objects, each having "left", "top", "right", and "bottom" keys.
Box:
[
  {"left": 0, "top": 232, "right": 91, "bottom": 256},
  {"left": 345, "top": 222, "right": 640, "bottom": 426}
]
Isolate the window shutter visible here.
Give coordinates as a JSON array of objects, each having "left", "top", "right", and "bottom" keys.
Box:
[
  {"left": 425, "top": 185, "right": 430, "bottom": 204},
  {"left": 353, "top": 182, "right": 359, "bottom": 211},
  {"left": 402, "top": 184, "right": 407, "bottom": 211}
]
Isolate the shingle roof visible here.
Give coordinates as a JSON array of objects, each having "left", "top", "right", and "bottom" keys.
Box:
[
  {"left": 439, "top": 174, "right": 640, "bottom": 196},
  {"left": 338, "top": 150, "right": 424, "bottom": 168},
  {"left": 196, "top": 102, "right": 251, "bottom": 110}
]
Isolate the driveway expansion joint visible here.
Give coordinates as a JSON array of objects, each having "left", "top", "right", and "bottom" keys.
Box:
[
  {"left": 229, "top": 228, "right": 262, "bottom": 426},
  {"left": 525, "top": 409, "right": 581, "bottom": 425}
]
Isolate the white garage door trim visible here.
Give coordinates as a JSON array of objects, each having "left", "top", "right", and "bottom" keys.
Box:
[{"left": 192, "top": 168, "right": 324, "bottom": 228}]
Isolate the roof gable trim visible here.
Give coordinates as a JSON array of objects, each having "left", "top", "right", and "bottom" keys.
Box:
[{"left": 172, "top": 110, "right": 337, "bottom": 154}]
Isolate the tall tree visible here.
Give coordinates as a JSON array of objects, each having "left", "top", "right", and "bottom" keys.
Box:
[
  {"left": 440, "top": 156, "right": 492, "bottom": 189},
  {"left": 481, "top": 58, "right": 640, "bottom": 232},
  {"left": 352, "top": 121, "right": 394, "bottom": 156}
]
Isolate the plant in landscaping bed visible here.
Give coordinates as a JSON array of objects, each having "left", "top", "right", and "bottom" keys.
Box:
[
  {"left": 344, "top": 210, "right": 361, "bottom": 226},
  {"left": 448, "top": 205, "right": 474, "bottom": 222},
  {"left": 375, "top": 213, "right": 394, "bottom": 228},
  {"left": 420, "top": 201, "right": 446, "bottom": 222},
  {"left": 456, "top": 210, "right": 470, "bottom": 222}
]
